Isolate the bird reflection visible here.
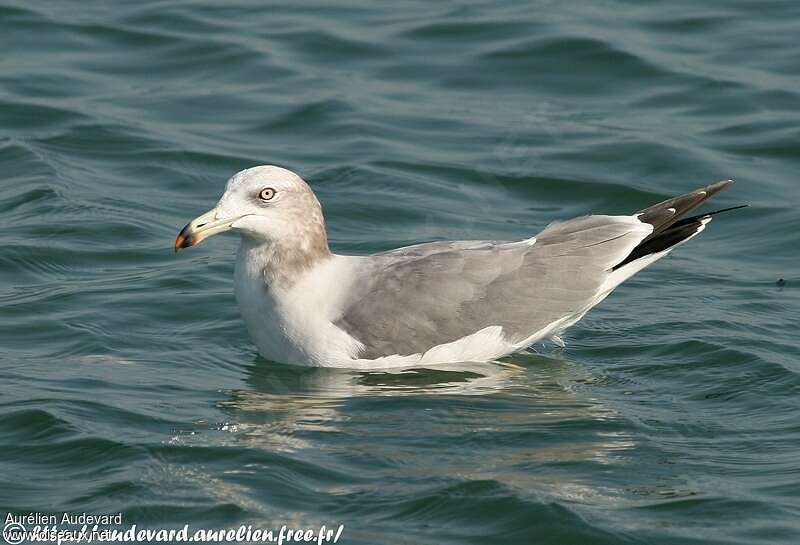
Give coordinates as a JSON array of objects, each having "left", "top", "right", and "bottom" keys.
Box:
[{"left": 214, "top": 353, "right": 636, "bottom": 474}]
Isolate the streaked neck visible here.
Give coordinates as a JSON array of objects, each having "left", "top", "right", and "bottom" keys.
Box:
[{"left": 239, "top": 232, "right": 332, "bottom": 288}]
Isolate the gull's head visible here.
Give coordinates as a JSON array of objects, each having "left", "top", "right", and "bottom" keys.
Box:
[{"left": 175, "top": 165, "right": 327, "bottom": 252}]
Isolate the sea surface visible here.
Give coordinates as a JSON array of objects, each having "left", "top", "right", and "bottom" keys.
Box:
[{"left": 1, "top": 1, "right": 798, "bottom": 544}]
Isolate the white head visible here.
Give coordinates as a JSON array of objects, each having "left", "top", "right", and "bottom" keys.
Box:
[{"left": 175, "top": 166, "right": 329, "bottom": 262}]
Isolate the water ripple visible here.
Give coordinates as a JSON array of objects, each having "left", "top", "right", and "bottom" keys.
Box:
[{"left": 1, "top": 1, "right": 799, "bottom": 543}]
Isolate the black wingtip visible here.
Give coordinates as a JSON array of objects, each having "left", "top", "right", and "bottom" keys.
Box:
[
  {"left": 702, "top": 179, "right": 735, "bottom": 198},
  {"left": 710, "top": 179, "right": 734, "bottom": 188},
  {"left": 615, "top": 180, "right": 742, "bottom": 270},
  {"left": 673, "top": 203, "right": 749, "bottom": 228},
  {"left": 701, "top": 203, "right": 749, "bottom": 217}
]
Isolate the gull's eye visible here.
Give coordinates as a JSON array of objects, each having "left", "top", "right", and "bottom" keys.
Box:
[{"left": 258, "top": 187, "right": 276, "bottom": 201}]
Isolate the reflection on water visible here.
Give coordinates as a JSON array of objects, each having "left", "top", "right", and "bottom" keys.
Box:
[
  {"left": 212, "top": 358, "right": 525, "bottom": 451},
  {"left": 200, "top": 354, "right": 645, "bottom": 507}
]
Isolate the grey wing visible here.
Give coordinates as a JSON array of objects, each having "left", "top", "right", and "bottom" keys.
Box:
[{"left": 335, "top": 215, "right": 651, "bottom": 359}]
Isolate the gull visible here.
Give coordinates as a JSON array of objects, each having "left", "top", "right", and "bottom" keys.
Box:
[{"left": 175, "top": 166, "right": 743, "bottom": 368}]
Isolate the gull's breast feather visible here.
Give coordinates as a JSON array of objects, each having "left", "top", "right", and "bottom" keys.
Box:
[{"left": 234, "top": 248, "right": 365, "bottom": 366}]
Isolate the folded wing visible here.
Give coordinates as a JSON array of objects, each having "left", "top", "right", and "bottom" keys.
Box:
[{"left": 335, "top": 214, "right": 652, "bottom": 359}]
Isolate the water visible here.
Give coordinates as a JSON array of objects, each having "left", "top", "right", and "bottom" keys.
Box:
[{"left": 1, "top": 1, "right": 798, "bottom": 543}]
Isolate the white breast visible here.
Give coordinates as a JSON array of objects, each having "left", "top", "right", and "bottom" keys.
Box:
[{"left": 233, "top": 246, "right": 365, "bottom": 366}]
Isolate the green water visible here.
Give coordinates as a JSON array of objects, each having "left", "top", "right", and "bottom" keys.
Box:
[{"left": 1, "top": 1, "right": 798, "bottom": 544}]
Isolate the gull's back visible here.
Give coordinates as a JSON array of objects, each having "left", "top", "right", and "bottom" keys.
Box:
[{"left": 336, "top": 214, "right": 651, "bottom": 361}]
